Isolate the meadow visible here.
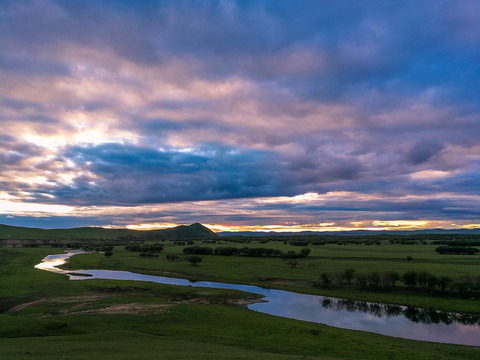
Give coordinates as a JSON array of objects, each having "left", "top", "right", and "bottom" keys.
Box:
[
  {"left": 1, "top": 239, "right": 480, "bottom": 359},
  {"left": 65, "top": 240, "right": 480, "bottom": 312}
]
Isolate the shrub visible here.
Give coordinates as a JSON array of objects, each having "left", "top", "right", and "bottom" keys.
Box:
[{"left": 187, "top": 256, "right": 202, "bottom": 266}]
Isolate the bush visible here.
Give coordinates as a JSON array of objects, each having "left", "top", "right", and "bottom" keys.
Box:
[
  {"left": 166, "top": 254, "right": 179, "bottom": 262},
  {"left": 320, "top": 273, "right": 332, "bottom": 286},
  {"left": 187, "top": 256, "right": 202, "bottom": 265},
  {"left": 285, "top": 258, "right": 298, "bottom": 268},
  {"left": 298, "top": 247, "right": 311, "bottom": 258}
]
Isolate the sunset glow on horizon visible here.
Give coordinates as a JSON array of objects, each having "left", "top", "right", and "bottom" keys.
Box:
[{"left": 1, "top": 1, "right": 479, "bottom": 232}]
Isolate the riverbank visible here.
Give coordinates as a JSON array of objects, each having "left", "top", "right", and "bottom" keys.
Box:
[
  {"left": 62, "top": 244, "right": 480, "bottom": 314},
  {"left": 49, "top": 250, "right": 480, "bottom": 345},
  {"left": 2, "top": 247, "right": 480, "bottom": 359}
]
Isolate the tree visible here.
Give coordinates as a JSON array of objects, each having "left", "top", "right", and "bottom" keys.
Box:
[
  {"left": 356, "top": 273, "right": 368, "bottom": 289},
  {"left": 299, "top": 247, "right": 311, "bottom": 258},
  {"left": 343, "top": 268, "right": 356, "bottom": 284},
  {"left": 283, "top": 250, "right": 298, "bottom": 260},
  {"left": 437, "top": 276, "right": 452, "bottom": 293},
  {"left": 426, "top": 274, "right": 438, "bottom": 290},
  {"left": 402, "top": 271, "right": 418, "bottom": 288},
  {"left": 187, "top": 256, "right": 202, "bottom": 266},
  {"left": 320, "top": 273, "right": 332, "bottom": 286},
  {"left": 166, "top": 254, "right": 179, "bottom": 262},
  {"left": 285, "top": 258, "right": 298, "bottom": 268},
  {"left": 367, "top": 271, "right": 380, "bottom": 288},
  {"left": 333, "top": 271, "right": 346, "bottom": 285},
  {"left": 382, "top": 271, "right": 400, "bottom": 288},
  {"left": 417, "top": 271, "right": 430, "bottom": 289}
]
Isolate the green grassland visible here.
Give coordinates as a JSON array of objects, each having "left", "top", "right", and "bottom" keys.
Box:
[
  {"left": 64, "top": 241, "right": 480, "bottom": 312},
  {"left": 1, "top": 244, "right": 480, "bottom": 359}
]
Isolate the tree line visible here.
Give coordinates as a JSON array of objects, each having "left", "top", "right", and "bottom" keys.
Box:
[
  {"left": 318, "top": 268, "right": 480, "bottom": 298},
  {"left": 435, "top": 246, "right": 479, "bottom": 255},
  {"left": 182, "top": 245, "right": 311, "bottom": 259},
  {"left": 125, "top": 243, "right": 164, "bottom": 258},
  {"left": 432, "top": 240, "right": 480, "bottom": 246},
  {"left": 221, "top": 233, "right": 480, "bottom": 245}
]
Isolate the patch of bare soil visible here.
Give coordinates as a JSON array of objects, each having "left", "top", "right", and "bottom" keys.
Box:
[
  {"left": 7, "top": 294, "right": 108, "bottom": 313},
  {"left": 8, "top": 299, "right": 46, "bottom": 312},
  {"left": 257, "top": 277, "right": 305, "bottom": 287},
  {"left": 70, "top": 303, "right": 171, "bottom": 315},
  {"left": 8, "top": 292, "right": 264, "bottom": 316},
  {"left": 233, "top": 296, "right": 266, "bottom": 307}
]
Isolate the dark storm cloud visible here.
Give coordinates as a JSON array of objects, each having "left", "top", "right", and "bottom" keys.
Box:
[
  {"left": 28, "top": 141, "right": 369, "bottom": 206},
  {"left": 406, "top": 141, "right": 445, "bottom": 165},
  {"left": 56, "top": 143, "right": 282, "bottom": 204}
]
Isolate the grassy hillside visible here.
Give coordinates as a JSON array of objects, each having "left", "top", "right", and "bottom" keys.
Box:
[{"left": 0, "top": 223, "right": 216, "bottom": 241}]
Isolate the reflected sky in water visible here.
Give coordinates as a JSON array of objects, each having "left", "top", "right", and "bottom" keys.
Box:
[
  {"left": 36, "top": 252, "right": 480, "bottom": 346},
  {"left": 34, "top": 251, "right": 85, "bottom": 273}
]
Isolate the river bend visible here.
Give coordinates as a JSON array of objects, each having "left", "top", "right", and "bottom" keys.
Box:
[{"left": 35, "top": 251, "right": 480, "bottom": 346}]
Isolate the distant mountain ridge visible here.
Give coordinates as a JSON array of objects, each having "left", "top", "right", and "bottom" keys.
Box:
[
  {"left": 2, "top": 222, "right": 479, "bottom": 241},
  {"left": 0, "top": 223, "right": 217, "bottom": 241},
  {"left": 217, "top": 228, "right": 480, "bottom": 236}
]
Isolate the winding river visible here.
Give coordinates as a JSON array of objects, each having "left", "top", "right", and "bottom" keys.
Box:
[{"left": 35, "top": 251, "right": 480, "bottom": 346}]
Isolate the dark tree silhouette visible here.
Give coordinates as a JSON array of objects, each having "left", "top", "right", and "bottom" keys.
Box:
[{"left": 187, "top": 256, "right": 202, "bottom": 265}]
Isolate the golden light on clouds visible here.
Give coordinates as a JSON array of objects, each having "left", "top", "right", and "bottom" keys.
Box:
[
  {"left": 372, "top": 220, "right": 429, "bottom": 228},
  {"left": 124, "top": 223, "right": 180, "bottom": 230},
  {"left": 1, "top": 190, "right": 479, "bottom": 232},
  {"left": 0, "top": 200, "right": 73, "bottom": 215},
  {"left": 460, "top": 224, "right": 480, "bottom": 229},
  {"left": 410, "top": 170, "right": 453, "bottom": 180}
]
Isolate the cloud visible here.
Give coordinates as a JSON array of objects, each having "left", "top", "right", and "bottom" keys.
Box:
[
  {"left": 53, "top": 142, "right": 278, "bottom": 204},
  {"left": 0, "top": 1, "right": 480, "bottom": 229},
  {"left": 406, "top": 141, "right": 445, "bottom": 165}
]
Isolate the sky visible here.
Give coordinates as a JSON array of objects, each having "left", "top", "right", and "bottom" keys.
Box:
[{"left": 1, "top": 0, "right": 480, "bottom": 232}]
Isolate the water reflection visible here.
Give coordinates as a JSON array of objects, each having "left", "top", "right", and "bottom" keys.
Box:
[
  {"left": 34, "top": 251, "right": 85, "bottom": 274},
  {"left": 35, "top": 251, "right": 480, "bottom": 346},
  {"left": 321, "top": 297, "right": 480, "bottom": 326}
]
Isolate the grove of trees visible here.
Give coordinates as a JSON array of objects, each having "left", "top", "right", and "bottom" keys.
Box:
[
  {"left": 183, "top": 245, "right": 311, "bottom": 259},
  {"left": 318, "top": 268, "right": 480, "bottom": 298},
  {"left": 435, "top": 246, "right": 480, "bottom": 255}
]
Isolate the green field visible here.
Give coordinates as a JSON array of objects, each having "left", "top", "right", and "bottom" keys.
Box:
[
  {"left": 1, "top": 244, "right": 480, "bottom": 359},
  {"left": 64, "top": 241, "right": 480, "bottom": 312}
]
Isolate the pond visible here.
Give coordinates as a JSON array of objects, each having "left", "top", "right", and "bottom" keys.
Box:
[{"left": 35, "top": 251, "right": 480, "bottom": 346}]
